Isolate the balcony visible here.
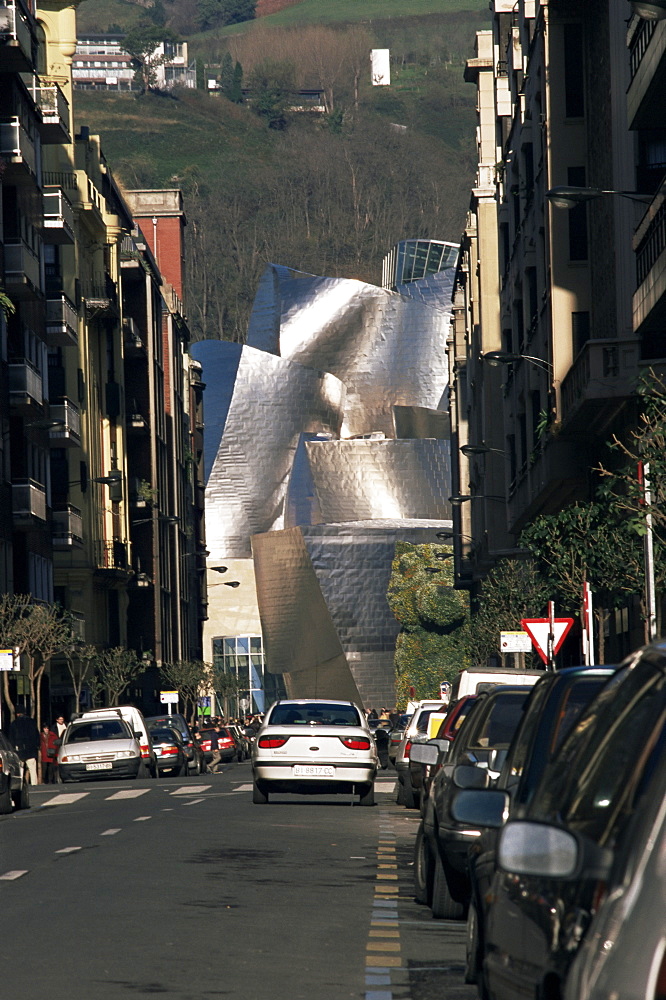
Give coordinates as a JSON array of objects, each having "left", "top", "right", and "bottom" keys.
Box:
[
  {"left": 627, "top": 16, "right": 666, "bottom": 129},
  {"left": 0, "top": 117, "right": 36, "bottom": 180},
  {"left": 94, "top": 539, "right": 129, "bottom": 577},
  {"left": 560, "top": 338, "right": 641, "bottom": 436},
  {"left": 83, "top": 275, "right": 118, "bottom": 317},
  {"left": 0, "top": 1, "right": 34, "bottom": 73},
  {"left": 33, "top": 78, "right": 70, "bottom": 143},
  {"left": 9, "top": 359, "right": 43, "bottom": 409},
  {"left": 52, "top": 504, "right": 83, "bottom": 547},
  {"left": 43, "top": 187, "right": 75, "bottom": 245},
  {"left": 12, "top": 479, "right": 47, "bottom": 522},
  {"left": 4, "top": 239, "right": 41, "bottom": 297},
  {"left": 49, "top": 399, "right": 81, "bottom": 447},
  {"left": 46, "top": 293, "right": 78, "bottom": 347},
  {"left": 123, "top": 316, "right": 146, "bottom": 356}
]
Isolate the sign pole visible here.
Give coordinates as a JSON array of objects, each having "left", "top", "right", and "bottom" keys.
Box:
[{"left": 547, "top": 600, "right": 555, "bottom": 671}]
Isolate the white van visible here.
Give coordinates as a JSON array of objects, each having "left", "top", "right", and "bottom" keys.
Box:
[
  {"left": 80, "top": 707, "right": 158, "bottom": 778},
  {"left": 451, "top": 667, "right": 543, "bottom": 700}
]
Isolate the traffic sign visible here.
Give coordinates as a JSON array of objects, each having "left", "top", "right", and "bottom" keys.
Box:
[
  {"left": 160, "top": 690, "right": 178, "bottom": 705},
  {"left": 500, "top": 631, "right": 532, "bottom": 653},
  {"left": 520, "top": 618, "right": 574, "bottom": 664}
]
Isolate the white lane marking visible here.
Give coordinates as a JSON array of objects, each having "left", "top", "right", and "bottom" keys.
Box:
[
  {"left": 376, "top": 783, "right": 396, "bottom": 793},
  {"left": 181, "top": 798, "right": 205, "bottom": 806},
  {"left": 233, "top": 783, "right": 253, "bottom": 792},
  {"left": 101, "top": 828, "right": 121, "bottom": 836},
  {"left": 106, "top": 789, "right": 150, "bottom": 800},
  {"left": 55, "top": 846, "right": 82, "bottom": 854},
  {"left": 133, "top": 816, "right": 151, "bottom": 822},
  {"left": 40, "top": 793, "right": 88, "bottom": 807},
  {"left": 171, "top": 785, "right": 211, "bottom": 795},
  {"left": 0, "top": 870, "right": 28, "bottom": 880}
]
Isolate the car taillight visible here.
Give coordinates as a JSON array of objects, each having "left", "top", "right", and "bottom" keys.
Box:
[
  {"left": 258, "top": 736, "right": 289, "bottom": 748},
  {"left": 201, "top": 740, "right": 211, "bottom": 751},
  {"left": 404, "top": 739, "right": 412, "bottom": 758},
  {"left": 140, "top": 744, "right": 151, "bottom": 758},
  {"left": 220, "top": 738, "right": 234, "bottom": 748},
  {"left": 162, "top": 746, "right": 179, "bottom": 756},
  {"left": 340, "top": 737, "right": 371, "bottom": 750}
]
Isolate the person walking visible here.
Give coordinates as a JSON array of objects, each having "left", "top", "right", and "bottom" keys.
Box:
[
  {"left": 206, "top": 724, "right": 224, "bottom": 774},
  {"left": 9, "top": 709, "right": 39, "bottom": 786},
  {"left": 40, "top": 724, "right": 58, "bottom": 783}
]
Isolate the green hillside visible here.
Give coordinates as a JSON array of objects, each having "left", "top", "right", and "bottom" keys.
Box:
[{"left": 73, "top": 4, "right": 489, "bottom": 341}]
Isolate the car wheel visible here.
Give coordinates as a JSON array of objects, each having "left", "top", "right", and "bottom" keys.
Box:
[
  {"left": 0, "top": 777, "right": 12, "bottom": 814},
  {"left": 431, "top": 850, "right": 465, "bottom": 920},
  {"left": 12, "top": 780, "right": 30, "bottom": 811},
  {"left": 464, "top": 897, "right": 482, "bottom": 984},
  {"left": 358, "top": 783, "right": 375, "bottom": 807},
  {"left": 396, "top": 780, "right": 405, "bottom": 805},
  {"left": 136, "top": 760, "right": 149, "bottom": 779},
  {"left": 414, "top": 822, "right": 434, "bottom": 906},
  {"left": 178, "top": 761, "right": 188, "bottom": 778},
  {"left": 252, "top": 780, "right": 269, "bottom": 804}
]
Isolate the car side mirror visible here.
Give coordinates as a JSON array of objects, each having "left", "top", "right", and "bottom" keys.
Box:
[
  {"left": 450, "top": 788, "right": 509, "bottom": 828},
  {"left": 498, "top": 820, "right": 614, "bottom": 880},
  {"left": 134, "top": 731, "right": 142, "bottom": 739},
  {"left": 453, "top": 763, "right": 491, "bottom": 789}
]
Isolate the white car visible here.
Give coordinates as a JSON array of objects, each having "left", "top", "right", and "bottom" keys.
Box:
[
  {"left": 251, "top": 699, "right": 378, "bottom": 805},
  {"left": 59, "top": 716, "right": 143, "bottom": 782}
]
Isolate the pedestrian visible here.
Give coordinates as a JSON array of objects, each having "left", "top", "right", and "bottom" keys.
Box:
[
  {"left": 206, "top": 724, "right": 224, "bottom": 774},
  {"left": 40, "top": 724, "right": 58, "bottom": 784},
  {"left": 51, "top": 714, "right": 67, "bottom": 741},
  {"left": 368, "top": 707, "right": 378, "bottom": 720},
  {"left": 8, "top": 709, "right": 39, "bottom": 786}
]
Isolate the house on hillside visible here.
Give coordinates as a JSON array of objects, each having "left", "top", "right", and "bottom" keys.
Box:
[{"left": 73, "top": 35, "right": 196, "bottom": 91}]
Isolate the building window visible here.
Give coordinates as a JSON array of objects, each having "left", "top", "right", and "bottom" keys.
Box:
[
  {"left": 567, "top": 166, "right": 588, "bottom": 261},
  {"left": 564, "top": 23, "right": 585, "bottom": 118},
  {"left": 572, "top": 311, "right": 590, "bottom": 356},
  {"left": 211, "top": 635, "right": 285, "bottom": 716}
]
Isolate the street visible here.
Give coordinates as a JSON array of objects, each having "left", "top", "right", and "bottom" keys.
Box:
[{"left": 1, "top": 765, "right": 475, "bottom": 1000}]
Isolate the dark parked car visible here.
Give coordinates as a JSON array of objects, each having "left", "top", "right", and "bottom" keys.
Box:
[
  {"left": 453, "top": 666, "right": 615, "bottom": 986},
  {"left": 410, "top": 695, "right": 480, "bottom": 814},
  {"left": 414, "top": 685, "right": 535, "bottom": 919},
  {"left": 465, "top": 643, "right": 666, "bottom": 1000},
  {"left": 0, "top": 731, "right": 30, "bottom": 812},
  {"left": 146, "top": 714, "right": 205, "bottom": 775},
  {"left": 149, "top": 726, "right": 189, "bottom": 777}
]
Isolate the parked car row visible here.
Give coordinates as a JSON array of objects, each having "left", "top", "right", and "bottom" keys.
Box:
[{"left": 406, "top": 642, "right": 666, "bottom": 1000}]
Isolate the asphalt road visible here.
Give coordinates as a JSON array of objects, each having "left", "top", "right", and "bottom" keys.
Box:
[{"left": 1, "top": 765, "right": 476, "bottom": 1000}]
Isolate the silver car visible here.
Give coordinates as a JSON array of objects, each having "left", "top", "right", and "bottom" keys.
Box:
[
  {"left": 251, "top": 699, "right": 378, "bottom": 805},
  {"left": 59, "top": 717, "right": 143, "bottom": 782}
]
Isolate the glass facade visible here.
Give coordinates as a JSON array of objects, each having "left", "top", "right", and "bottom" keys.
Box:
[
  {"left": 212, "top": 635, "right": 285, "bottom": 716},
  {"left": 382, "top": 239, "right": 459, "bottom": 290}
]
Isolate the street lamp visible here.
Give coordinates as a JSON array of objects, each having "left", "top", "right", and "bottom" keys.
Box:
[
  {"left": 210, "top": 566, "right": 228, "bottom": 573},
  {"left": 209, "top": 580, "right": 241, "bottom": 588},
  {"left": 449, "top": 493, "right": 505, "bottom": 505},
  {"left": 546, "top": 186, "right": 652, "bottom": 208},
  {"left": 481, "top": 350, "right": 554, "bottom": 376},
  {"left": 460, "top": 443, "right": 506, "bottom": 457},
  {"left": 132, "top": 514, "right": 180, "bottom": 526}
]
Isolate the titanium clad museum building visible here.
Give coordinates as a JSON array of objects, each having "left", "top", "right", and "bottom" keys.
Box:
[{"left": 192, "top": 255, "right": 457, "bottom": 711}]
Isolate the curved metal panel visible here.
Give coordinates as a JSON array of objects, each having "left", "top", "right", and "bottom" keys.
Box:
[
  {"left": 246, "top": 265, "right": 452, "bottom": 438},
  {"left": 305, "top": 439, "right": 452, "bottom": 523},
  {"left": 196, "top": 342, "right": 345, "bottom": 558}
]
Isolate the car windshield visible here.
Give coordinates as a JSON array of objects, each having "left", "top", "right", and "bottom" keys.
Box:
[
  {"left": 269, "top": 703, "right": 361, "bottom": 726},
  {"left": 67, "top": 720, "right": 131, "bottom": 743}
]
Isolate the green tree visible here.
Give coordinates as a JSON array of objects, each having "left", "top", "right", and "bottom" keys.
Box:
[
  {"left": 162, "top": 659, "right": 210, "bottom": 724},
  {"left": 520, "top": 502, "right": 652, "bottom": 659},
  {"left": 197, "top": 0, "right": 255, "bottom": 31},
  {"left": 229, "top": 60, "right": 244, "bottom": 103},
  {"left": 123, "top": 23, "right": 179, "bottom": 95},
  {"left": 387, "top": 543, "right": 470, "bottom": 706},
  {"left": 93, "top": 647, "right": 142, "bottom": 706},
  {"left": 248, "top": 59, "right": 295, "bottom": 130},
  {"left": 469, "top": 559, "right": 550, "bottom": 668},
  {"left": 219, "top": 51, "right": 234, "bottom": 96},
  {"left": 62, "top": 642, "right": 98, "bottom": 715}
]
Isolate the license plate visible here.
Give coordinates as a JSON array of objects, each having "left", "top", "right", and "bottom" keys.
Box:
[
  {"left": 85, "top": 762, "right": 113, "bottom": 771},
  {"left": 293, "top": 765, "right": 335, "bottom": 777}
]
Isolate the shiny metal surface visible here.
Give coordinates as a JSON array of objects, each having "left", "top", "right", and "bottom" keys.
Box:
[
  {"left": 304, "top": 439, "right": 452, "bottom": 524},
  {"left": 252, "top": 520, "right": 452, "bottom": 709},
  {"left": 196, "top": 261, "right": 455, "bottom": 707},
  {"left": 247, "top": 264, "right": 452, "bottom": 437},
  {"left": 191, "top": 340, "right": 345, "bottom": 558}
]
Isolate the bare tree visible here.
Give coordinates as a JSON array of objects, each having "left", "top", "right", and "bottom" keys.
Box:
[
  {"left": 161, "top": 659, "right": 211, "bottom": 723},
  {"left": 93, "top": 647, "right": 143, "bottom": 707},
  {"left": 63, "top": 643, "right": 98, "bottom": 715}
]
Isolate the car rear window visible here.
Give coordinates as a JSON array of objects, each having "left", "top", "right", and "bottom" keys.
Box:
[
  {"left": 269, "top": 703, "right": 361, "bottom": 726},
  {"left": 466, "top": 692, "right": 531, "bottom": 750}
]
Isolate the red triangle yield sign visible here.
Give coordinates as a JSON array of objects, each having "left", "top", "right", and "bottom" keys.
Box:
[{"left": 520, "top": 618, "right": 574, "bottom": 665}]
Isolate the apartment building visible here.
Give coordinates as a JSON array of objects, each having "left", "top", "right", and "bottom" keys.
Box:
[
  {"left": 72, "top": 34, "right": 196, "bottom": 92},
  {"left": 452, "top": 0, "right": 665, "bottom": 655},
  {"left": 0, "top": 0, "right": 205, "bottom": 716}
]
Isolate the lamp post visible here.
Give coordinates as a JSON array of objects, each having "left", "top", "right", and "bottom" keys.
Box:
[
  {"left": 460, "top": 443, "right": 506, "bottom": 458},
  {"left": 546, "top": 185, "right": 652, "bottom": 208},
  {"left": 449, "top": 494, "right": 505, "bottom": 505},
  {"left": 481, "top": 351, "right": 554, "bottom": 377}
]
